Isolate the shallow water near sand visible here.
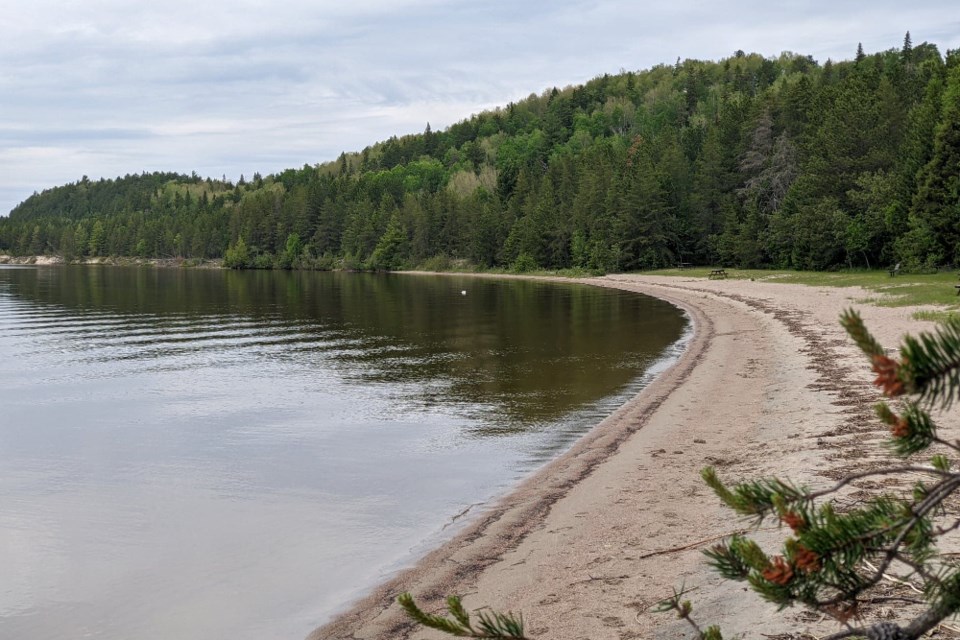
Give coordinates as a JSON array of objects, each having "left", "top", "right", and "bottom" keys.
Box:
[{"left": 0, "top": 266, "right": 687, "bottom": 640}]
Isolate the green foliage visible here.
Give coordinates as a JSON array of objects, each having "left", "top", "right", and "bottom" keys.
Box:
[
  {"left": 88, "top": 220, "right": 106, "bottom": 257},
  {"left": 0, "top": 39, "right": 954, "bottom": 275},
  {"left": 701, "top": 467, "right": 805, "bottom": 521},
  {"left": 278, "top": 233, "right": 303, "bottom": 270},
  {"left": 652, "top": 585, "right": 725, "bottom": 640},
  {"left": 700, "top": 309, "right": 960, "bottom": 638},
  {"left": 878, "top": 400, "right": 937, "bottom": 456},
  {"left": 510, "top": 253, "right": 538, "bottom": 273},
  {"left": 419, "top": 253, "right": 454, "bottom": 271},
  {"left": 840, "top": 308, "right": 887, "bottom": 358},
  {"left": 369, "top": 215, "right": 409, "bottom": 271},
  {"left": 252, "top": 253, "right": 275, "bottom": 269},
  {"left": 223, "top": 237, "right": 251, "bottom": 269},
  {"left": 397, "top": 593, "right": 528, "bottom": 639},
  {"left": 906, "top": 65, "right": 960, "bottom": 265},
  {"left": 704, "top": 535, "right": 763, "bottom": 579},
  {"left": 900, "top": 316, "right": 960, "bottom": 408}
]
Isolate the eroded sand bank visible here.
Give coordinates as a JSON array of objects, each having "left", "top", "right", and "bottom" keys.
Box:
[{"left": 310, "top": 274, "right": 950, "bottom": 640}]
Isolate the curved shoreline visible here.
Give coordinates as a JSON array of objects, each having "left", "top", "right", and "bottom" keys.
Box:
[
  {"left": 309, "top": 273, "right": 944, "bottom": 640},
  {"left": 309, "top": 278, "right": 712, "bottom": 639}
]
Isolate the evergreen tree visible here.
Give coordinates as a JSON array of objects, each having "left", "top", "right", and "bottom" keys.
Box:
[
  {"left": 615, "top": 137, "right": 676, "bottom": 269},
  {"left": 88, "top": 220, "right": 106, "bottom": 257},
  {"left": 223, "top": 237, "right": 250, "bottom": 268},
  {"left": 700, "top": 311, "right": 960, "bottom": 639},
  {"left": 906, "top": 65, "right": 960, "bottom": 264},
  {"left": 401, "top": 311, "right": 960, "bottom": 640},
  {"left": 902, "top": 31, "right": 913, "bottom": 62},
  {"left": 0, "top": 38, "right": 953, "bottom": 272}
]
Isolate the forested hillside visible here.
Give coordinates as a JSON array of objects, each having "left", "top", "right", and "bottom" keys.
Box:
[{"left": 2, "top": 36, "right": 958, "bottom": 272}]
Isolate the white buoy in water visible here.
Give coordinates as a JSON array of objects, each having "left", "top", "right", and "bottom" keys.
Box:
[{"left": 461, "top": 290, "right": 467, "bottom": 295}]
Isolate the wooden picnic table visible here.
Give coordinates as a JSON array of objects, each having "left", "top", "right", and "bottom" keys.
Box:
[{"left": 708, "top": 268, "right": 727, "bottom": 279}]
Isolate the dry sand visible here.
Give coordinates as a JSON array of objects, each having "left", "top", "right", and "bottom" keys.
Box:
[{"left": 309, "top": 273, "right": 956, "bottom": 640}]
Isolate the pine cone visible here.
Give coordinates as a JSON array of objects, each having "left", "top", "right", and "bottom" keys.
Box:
[
  {"left": 761, "top": 556, "right": 794, "bottom": 585},
  {"left": 871, "top": 355, "right": 905, "bottom": 397}
]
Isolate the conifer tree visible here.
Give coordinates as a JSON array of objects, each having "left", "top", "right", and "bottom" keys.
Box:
[
  {"left": 903, "top": 31, "right": 914, "bottom": 62},
  {"left": 698, "top": 311, "right": 960, "bottom": 639},
  {"left": 906, "top": 65, "right": 960, "bottom": 264},
  {"left": 1, "top": 37, "right": 953, "bottom": 271},
  {"left": 402, "top": 310, "right": 960, "bottom": 639}
]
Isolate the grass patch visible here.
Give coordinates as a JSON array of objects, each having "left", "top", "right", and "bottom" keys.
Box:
[
  {"left": 913, "top": 309, "right": 960, "bottom": 323},
  {"left": 646, "top": 267, "right": 960, "bottom": 309}
]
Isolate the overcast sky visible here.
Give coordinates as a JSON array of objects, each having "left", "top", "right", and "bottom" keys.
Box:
[{"left": 1, "top": 1, "right": 957, "bottom": 215}]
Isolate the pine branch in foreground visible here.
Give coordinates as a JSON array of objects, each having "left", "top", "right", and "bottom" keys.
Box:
[
  {"left": 652, "top": 585, "right": 723, "bottom": 640},
  {"left": 401, "top": 308, "right": 960, "bottom": 639},
  {"left": 702, "top": 309, "right": 960, "bottom": 639},
  {"left": 398, "top": 593, "right": 528, "bottom": 639}
]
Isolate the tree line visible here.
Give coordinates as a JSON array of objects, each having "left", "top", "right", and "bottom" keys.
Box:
[{"left": 2, "top": 35, "right": 958, "bottom": 273}]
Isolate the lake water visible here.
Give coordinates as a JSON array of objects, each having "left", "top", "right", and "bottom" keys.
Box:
[{"left": 0, "top": 266, "right": 688, "bottom": 640}]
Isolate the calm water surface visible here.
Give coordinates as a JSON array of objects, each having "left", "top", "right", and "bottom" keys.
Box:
[{"left": 0, "top": 266, "right": 687, "bottom": 640}]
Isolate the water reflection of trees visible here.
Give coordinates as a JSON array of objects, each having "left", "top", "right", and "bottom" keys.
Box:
[{"left": 1, "top": 267, "right": 686, "bottom": 425}]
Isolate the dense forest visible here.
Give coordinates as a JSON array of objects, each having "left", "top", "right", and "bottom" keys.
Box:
[{"left": 2, "top": 35, "right": 958, "bottom": 272}]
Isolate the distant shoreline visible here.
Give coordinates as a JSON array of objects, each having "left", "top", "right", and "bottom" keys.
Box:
[{"left": 0, "top": 254, "right": 223, "bottom": 268}]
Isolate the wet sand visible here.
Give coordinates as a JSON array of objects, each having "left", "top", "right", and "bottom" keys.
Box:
[{"left": 310, "top": 273, "right": 951, "bottom": 639}]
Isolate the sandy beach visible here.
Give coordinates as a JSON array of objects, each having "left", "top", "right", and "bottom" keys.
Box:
[{"left": 310, "top": 273, "right": 954, "bottom": 640}]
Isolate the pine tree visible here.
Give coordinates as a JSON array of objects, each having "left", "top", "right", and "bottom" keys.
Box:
[
  {"left": 402, "top": 310, "right": 960, "bottom": 639},
  {"left": 88, "top": 220, "right": 106, "bottom": 257},
  {"left": 701, "top": 310, "right": 960, "bottom": 639},
  {"left": 907, "top": 65, "right": 960, "bottom": 264}
]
